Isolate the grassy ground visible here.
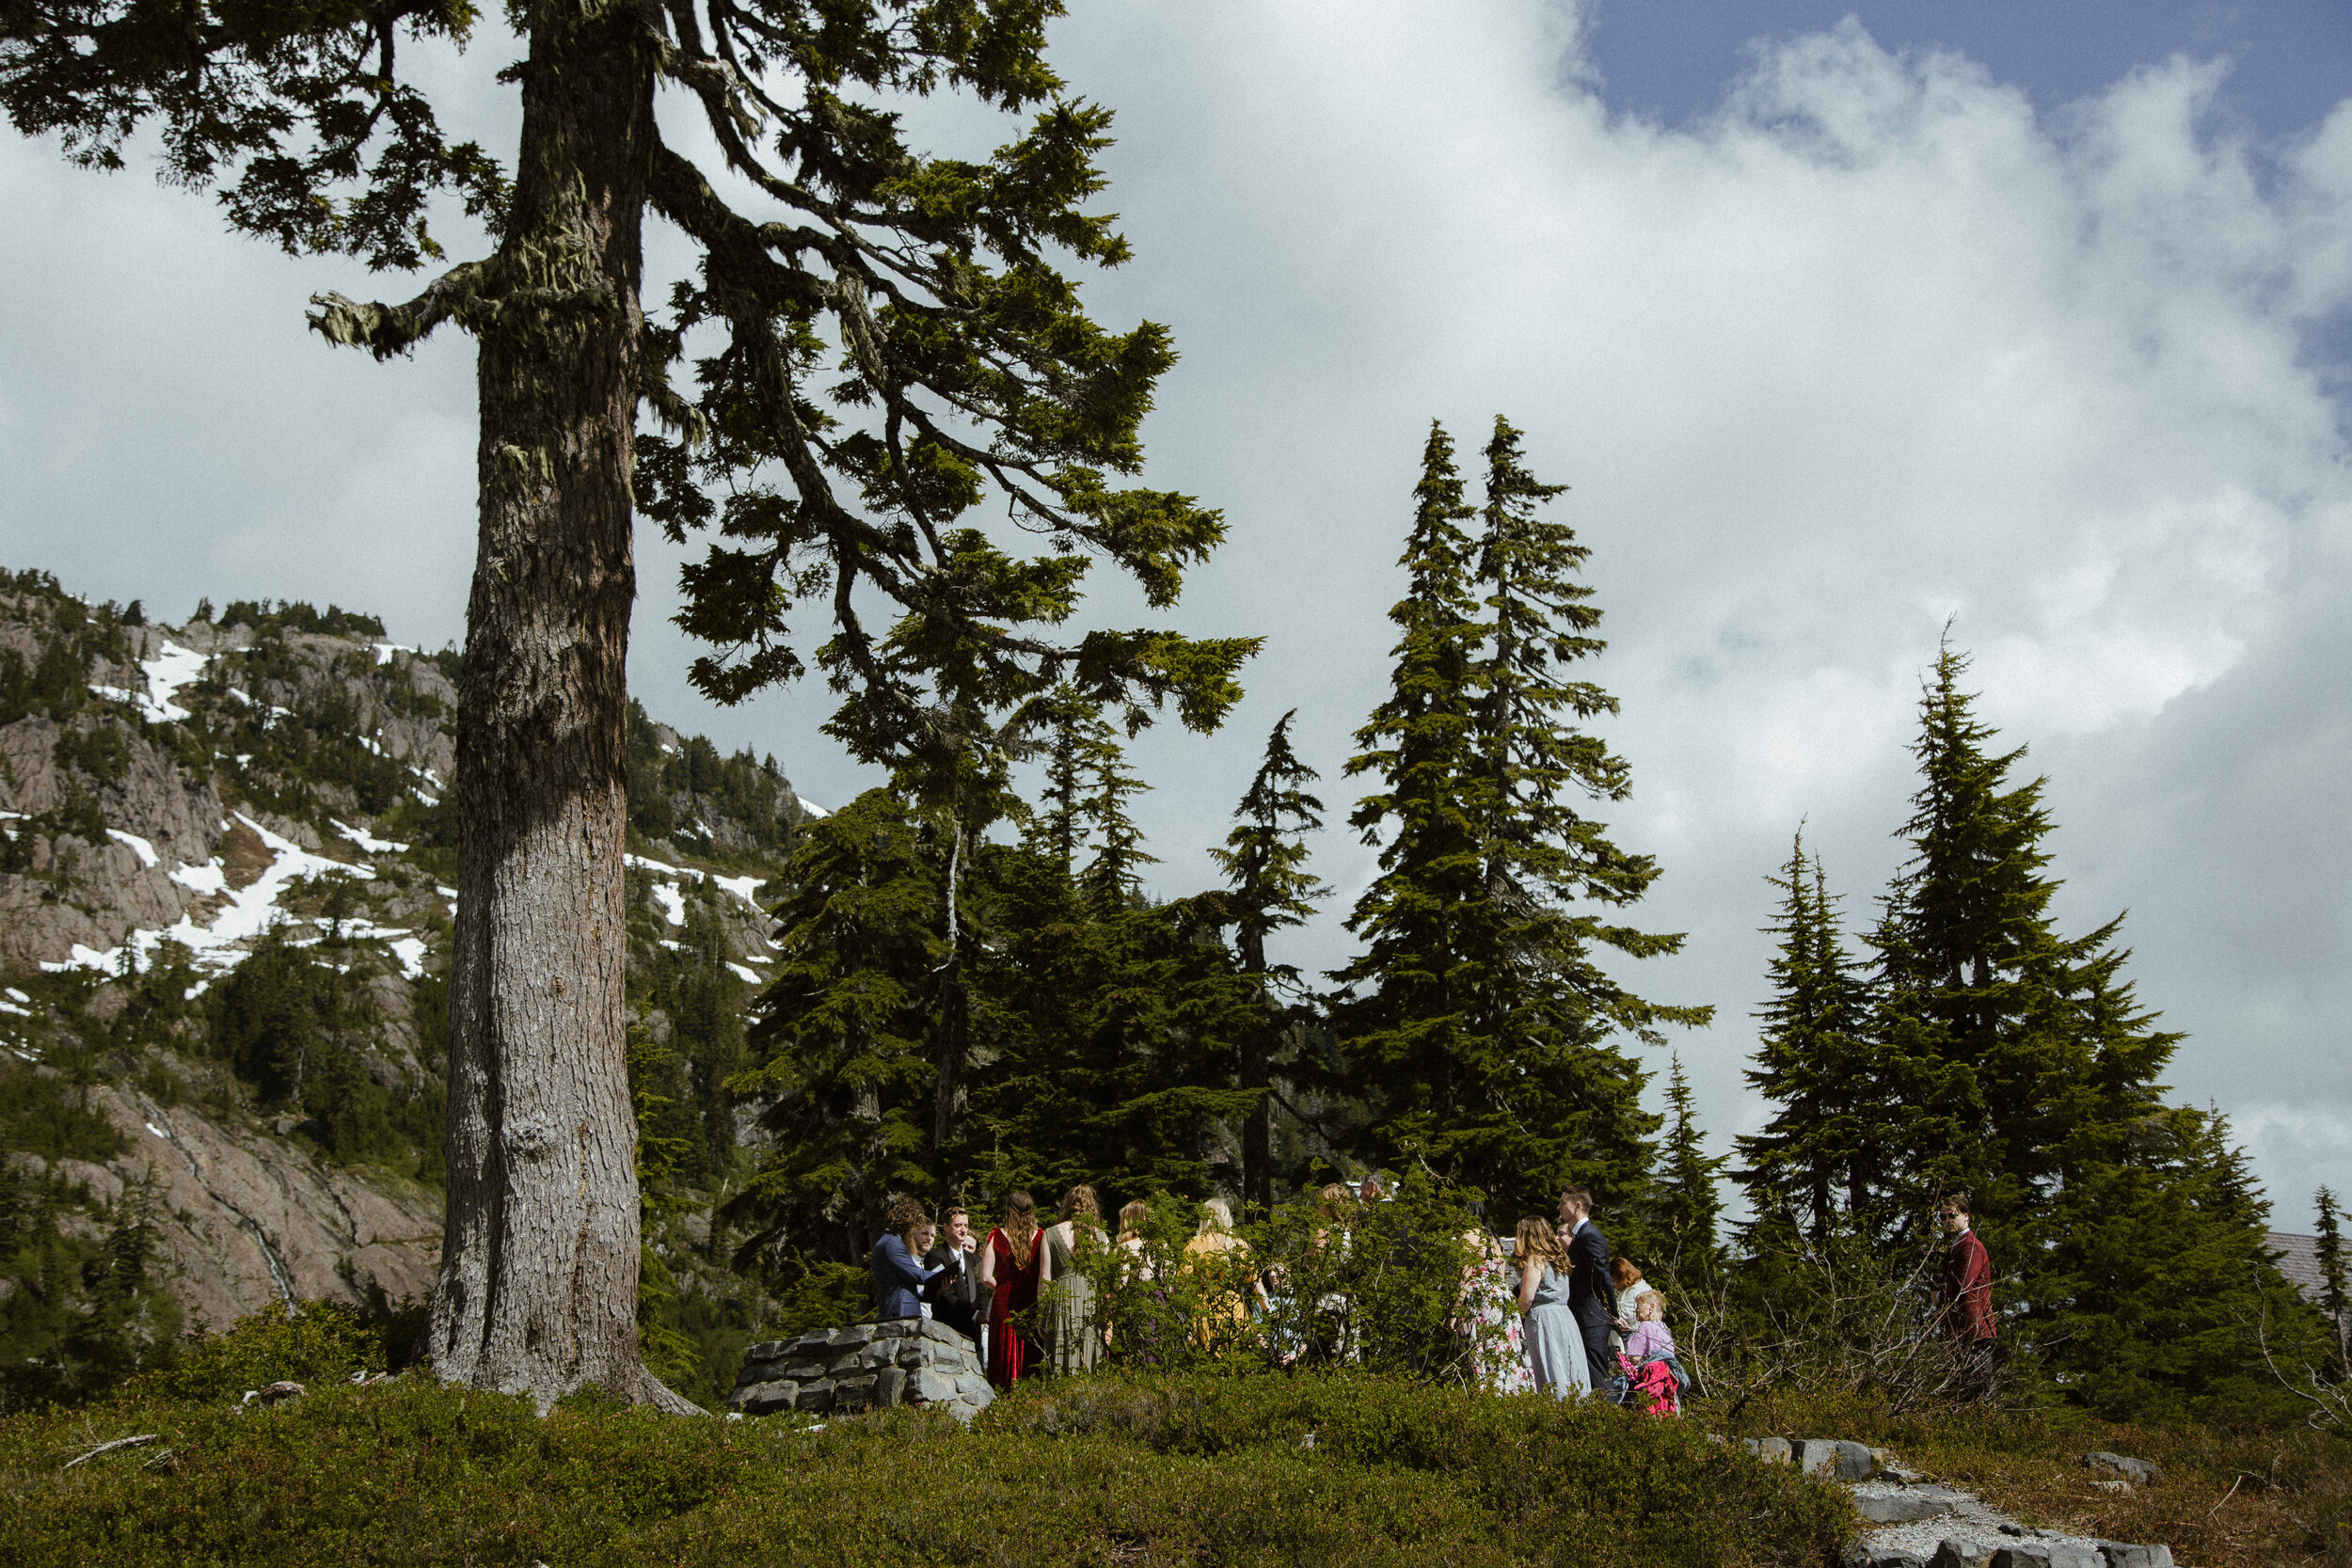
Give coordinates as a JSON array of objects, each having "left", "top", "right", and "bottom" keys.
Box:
[
  {"left": 0, "top": 1372, "right": 1854, "bottom": 1568},
  {"left": 1710, "top": 1389, "right": 2352, "bottom": 1565}
]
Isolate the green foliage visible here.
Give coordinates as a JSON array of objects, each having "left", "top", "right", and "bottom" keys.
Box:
[
  {"left": 214, "top": 601, "right": 388, "bottom": 640},
  {"left": 203, "top": 927, "right": 440, "bottom": 1179},
  {"left": 1653, "top": 1055, "right": 1726, "bottom": 1290},
  {"left": 1738, "top": 834, "right": 1883, "bottom": 1241},
  {"left": 1737, "top": 641, "right": 2328, "bottom": 1424},
  {"left": 148, "top": 1300, "right": 391, "bottom": 1403},
  {"left": 726, "top": 788, "right": 949, "bottom": 1270},
  {"left": 1335, "top": 419, "right": 1699, "bottom": 1224},
  {"left": 0, "top": 1372, "right": 1853, "bottom": 1567},
  {"left": 0, "top": 1166, "right": 181, "bottom": 1412},
  {"left": 624, "top": 700, "right": 796, "bottom": 858},
  {"left": 0, "top": 1057, "right": 125, "bottom": 1162},
  {"left": 2316, "top": 1187, "right": 2349, "bottom": 1373}
]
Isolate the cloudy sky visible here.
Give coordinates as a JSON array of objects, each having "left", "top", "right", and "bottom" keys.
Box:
[{"left": 4, "top": 2, "right": 2350, "bottom": 1227}]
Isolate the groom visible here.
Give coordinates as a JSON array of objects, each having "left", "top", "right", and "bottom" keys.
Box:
[{"left": 1557, "top": 1186, "right": 1623, "bottom": 1400}]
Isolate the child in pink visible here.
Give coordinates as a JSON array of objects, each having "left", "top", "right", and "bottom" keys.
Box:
[{"left": 1623, "top": 1292, "right": 1675, "bottom": 1364}]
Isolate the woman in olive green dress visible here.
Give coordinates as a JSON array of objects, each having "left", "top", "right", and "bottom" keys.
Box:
[{"left": 1041, "top": 1183, "right": 1105, "bottom": 1373}]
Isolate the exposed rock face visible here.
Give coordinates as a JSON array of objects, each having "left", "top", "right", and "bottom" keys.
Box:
[
  {"left": 729, "top": 1320, "right": 995, "bottom": 1423},
  {"left": 92, "top": 1085, "right": 439, "bottom": 1331},
  {"left": 0, "top": 573, "right": 803, "bottom": 1375}
]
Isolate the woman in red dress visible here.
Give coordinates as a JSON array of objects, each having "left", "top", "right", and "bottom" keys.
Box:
[{"left": 977, "top": 1190, "right": 1044, "bottom": 1390}]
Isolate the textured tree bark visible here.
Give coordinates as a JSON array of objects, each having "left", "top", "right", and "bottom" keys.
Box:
[{"left": 427, "top": 4, "right": 691, "bottom": 1412}]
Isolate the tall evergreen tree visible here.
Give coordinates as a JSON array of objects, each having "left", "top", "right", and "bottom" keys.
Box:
[
  {"left": 1209, "top": 710, "right": 1327, "bottom": 1212},
  {"left": 2315, "top": 1187, "right": 2349, "bottom": 1370},
  {"left": 1655, "top": 1054, "right": 1727, "bottom": 1288},
  {"left": 725, "top": 790, "right": 947, "bottom": 1270},
  {"left": 1849, "top": 640, "right": 2320, "bottom": 1418},
  {"left": 5, "top": 0, "right": 1252, "bottom": 1407},
  {"left": 1338, "top": 419, "right": 1700, "bottom": 1220},
  {"left": 1867, "top": 641, "right": 2106, "bottom": 1233},
  {"left": 1738, "top": 835, "right": 1882, "bottom": 1241}
]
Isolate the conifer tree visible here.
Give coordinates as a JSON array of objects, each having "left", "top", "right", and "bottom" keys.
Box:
[
  {"left": 1859, "top": 641, "right": 2319, "bottom": 1418},
  {"left": 1339, "top": 420, "right": 1700, "bottom": 1220},
  {"left": 1655, "top": 1054, "right": 1727, "bottom": 1288},
  {"left": 6, "top": 0, "right": 1256, "bottom": 1408},
  {"left": 1738, "top": 835, "right": 1883, "bottom": 1240},
  {"left": 1333, "top": 423, "right": 1488, "bottom": 1182},
  {"left": 2315, "top": 1187, "right": 2349, "bottom": 1370},
  {"left": 725, "top": 790, "right": 947, "bottom": 1269},
  {"left": 1867, "top": 641, "right": 2106, "bottom": 1231},
  {"left": 1209, "top": 710, "right": 1327, "bottom": 1212}
]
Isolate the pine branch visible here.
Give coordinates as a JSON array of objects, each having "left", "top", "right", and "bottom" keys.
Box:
[{"left": 308, "top": 259, "right": 497, "bottom": 360}]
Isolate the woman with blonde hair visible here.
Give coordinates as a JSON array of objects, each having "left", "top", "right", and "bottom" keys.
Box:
[
  {"left": 1041, "top": 1183, "right": 1105, "bottom": 1373},
  {"left": 977, "top": 1190, "right": 1046, "bottom": 1389},
  {"left": 1516, "top": 1216, "right": 1590, "bottom": 1399}
]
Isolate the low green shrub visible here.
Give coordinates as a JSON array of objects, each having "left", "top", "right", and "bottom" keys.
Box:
[
  {"left": 145, "top": 1299, "right": 391, "bottom": 1403},
  {"left": 0, "top": 1369, "right": 1855, "bottom": 1567}
]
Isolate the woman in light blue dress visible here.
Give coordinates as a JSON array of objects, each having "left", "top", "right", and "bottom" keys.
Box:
[{"left": 1516, "top": 1216, "right": 1592, "bottom": 1399}]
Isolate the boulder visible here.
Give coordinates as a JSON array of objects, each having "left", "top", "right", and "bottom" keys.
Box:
[
  {"left": 1930, "top": 1544, "right": 1993, "bottom": 1568},
  {"left": 2096, "top": 1548, "right": 2172, "bottom": 1568},
  {"left": 2082, "top": 1452, "right": 2158, "bottom": 1485},
  {"left": 730, "top": 1318, "right": 992, "bottom": 1423},
  {"left": 1798, "top": 1438, "right": 1875, "bottom": 1481},
  {"left": 1855, "top": 1490, "right": 1961, "bottom": 1525},
  {"left": 1989, "top": 1546, "right": 2102, "bottom": 1568},
  {"left": 1742, "top": 1436, "right": 1793, "bottom": 1465}
]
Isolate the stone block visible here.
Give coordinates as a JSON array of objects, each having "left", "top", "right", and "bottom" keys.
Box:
[
  {"left": 781, "top": 1360, "right": 829, "bottom": 1383},
  {"left": 1857, "top": 1491, "right": 1960, "bottom": 1524},
  {"left": 1834, "top": 1440, "right": 1875, "bottom": 1481},
  {"left": 909, "top": 1368, "right": 960, "bottom": 1404},
  {"left": 898, "top": 1341, "right": 933, "bottom": 1369},
  {"left": 1989, "top": 1547, "right": 2103, "bottom": 1568},
  {"left": 2082, "top": 1452, "right": 2158, "bottom": 1485},
  {"left": 1799, "top": 1439, "right": 1857, "bottom": 1477},
  {"left": 917, "top": 1317, "right": 968, "bottom": 1347},
  {"left": 833, "top": 1374, "right": 874, "bottom": 1413},
  {"left": 2097, "top": 1548, "right": 2172, "bottom": 1568},
  {"left": 955, "top": 1372, "right": 987, "bottom": 1396},
  {"left": 794, "top": 1379, "right": 834, "bottom": 1413},
  {"left": 731, "top": 1379, "right": 799, "bottom": 1417},
  {"left": 1930, "top": 1544, "right": 1993, "bottom": 1568},
  {"left": 829, "top": 1350, "right": 868, "bottom": 1376},
  {"left": 871, "top": 1320, "right": 912, "bottom": 1338},
  {"left": 741, "top": 1339, "right": 791, "bottom": 1364},
  {"left": 860, "top": 1342, "right": 899, "bottom": 1370},
  {"left": 875, "top": 1367, "right": 906, "bottom": 1408}
]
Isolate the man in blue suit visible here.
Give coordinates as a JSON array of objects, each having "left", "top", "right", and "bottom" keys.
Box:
[
  {"left": 871, "top": 1198, "right": 954, "bottom": 1321},
  {"left": 1557, "top": 1185, "right": 1622, "bottom": 1400}
]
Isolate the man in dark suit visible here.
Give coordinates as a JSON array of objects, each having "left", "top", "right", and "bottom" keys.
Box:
[
  {"left": 1556, "top": 1185, "right": 1622, "bottom": 1398},
  {"left": 924, "top": 1205, "right": 983, "bottom": 1344}
]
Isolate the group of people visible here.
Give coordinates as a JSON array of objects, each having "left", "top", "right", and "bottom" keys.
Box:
[
  {"left": 869, "top": 1184, "right": 1155, "bottom": 1391},
  {"left": 867, "top": 1180, "right": 1997, "bottom": 1406},
  {"left": 1459, "top": 1184, "right": 1688, "bottom": 1415}
]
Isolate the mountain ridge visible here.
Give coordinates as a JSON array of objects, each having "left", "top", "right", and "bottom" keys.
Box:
[{"left": 0, "top": 568, "right": 799, "bottom": 1407}]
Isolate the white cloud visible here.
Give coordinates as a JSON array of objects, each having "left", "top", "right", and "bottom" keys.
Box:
[{"left": 2, "top": 2, "right": 2349, "bottom": 1215}]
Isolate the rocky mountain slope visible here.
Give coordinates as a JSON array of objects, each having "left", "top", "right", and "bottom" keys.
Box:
[{"left": 0, "top": 569, "right": 807, "bottom": 1406}]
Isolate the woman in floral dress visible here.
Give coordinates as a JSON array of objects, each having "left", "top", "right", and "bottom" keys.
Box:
[{"left": 1459, "top": 1226, "right": 1533, "bottom": 1394}]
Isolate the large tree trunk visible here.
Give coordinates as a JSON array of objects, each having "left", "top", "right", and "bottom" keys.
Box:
[{"left": 427, "top": 4, "right": 690, "bottom": 1412}]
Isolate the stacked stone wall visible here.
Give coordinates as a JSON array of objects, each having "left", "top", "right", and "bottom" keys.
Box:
[{"left": 729, "top": 1319, "right": 993, "bottom": 1422}]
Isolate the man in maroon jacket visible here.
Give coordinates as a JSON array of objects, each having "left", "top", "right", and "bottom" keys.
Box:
[{"left": 1938, "top": 1194, "right": 1996, "bottom": 1393}]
